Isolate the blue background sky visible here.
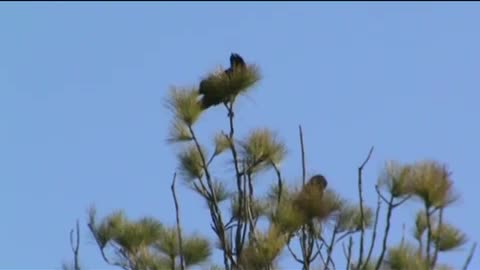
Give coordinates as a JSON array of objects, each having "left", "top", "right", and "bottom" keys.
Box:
[{"left": 1, "top": 2, "right": 479, "bottom": 269}]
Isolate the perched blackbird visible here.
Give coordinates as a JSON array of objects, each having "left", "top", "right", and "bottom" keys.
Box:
[
  {"left": 293, "top": 174, "right": 329, "bottom": 221},
  {"left": 307, "top": 174, "right": 328, "bottom": 190},
  {"left": 225, "top": 53, "right": 246, "bottom": 76},
  {"left": 198, "top": 53, "right": 246, "bottom": 110}
]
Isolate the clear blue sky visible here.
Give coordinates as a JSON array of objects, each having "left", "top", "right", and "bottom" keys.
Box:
[{"left": 1, "top": 2, "right": 479, "bottom": 269}]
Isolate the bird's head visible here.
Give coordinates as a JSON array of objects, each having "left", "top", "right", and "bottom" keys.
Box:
[
  {"left": 230, "top": 53, "right": 245, "bottom": 67},
  {"left": 309, "top": 174, "right": 328, "bottom": 190}
]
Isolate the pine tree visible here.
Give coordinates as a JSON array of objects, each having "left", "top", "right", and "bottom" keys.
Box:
[{"left": 64, "top": 54, "right": 476, "bottom": 270}]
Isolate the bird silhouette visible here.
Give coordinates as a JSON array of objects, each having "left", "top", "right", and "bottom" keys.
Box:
[
  {"left": 307, "top": 174, "right": 328, "bottom": 190},
  {"left": 293, "top": 174, "right": 329, "bottom": 223},
  {"left": 225, "top": 53, "right": 246, "bottom": 76},
  {"left": 198, "top": 53, "right": 247, "bottom": 110}
]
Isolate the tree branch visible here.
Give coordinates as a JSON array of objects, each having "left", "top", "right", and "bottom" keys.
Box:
[
  {"left": 462, "top": 242, "right": 477, "bottom": 270},
  {"left": 271, "top": 162, "right": 283, "bottom": 206},
  {"left": 356, "top": 146, "right": 374, "bottom": 270},
  {"left": 246, "top": 172, "right": 258, "bottom": 244},
  {"left": 171, "top": 172, "right": 185, "bottom": 270},
  {"left": 425, "top": 202, "right": 433, "bottom": 269},
  {"left": 238, "top": 167, "right": 250, "bottom": 260},
  {"left": 299, "top": 125, "right": 306, "bottom": 185},
  {"left": 188, "top": 125, "right": 233, "bottom": 269},
  {"left": 392, "top": 195, "right": 412, "bottom": 208},
  {"left": 298, "top": 125, "right": 313, "bottom": 270},
  {"left": 207, "top": 152, "right": 217, "bottom": 166},
  {"left": 374, "top": 188, "right": 394, "bottom": 270},
  {"left": 224, "top": 102, "right": 246, "bottom": 263},
  {"left": 69, "top": 219, "right": 81, "bottom": 270},
  {"left": 363, "top": 193, "right": 381, "bottom": 270},
  {"left": 323, "top": 227, "right": 338, "bottom": 270},
  {"left": 288, "top": 240, "right": 305, "bottom": 264},
  {"left": 344, "top": 237, "right": 354, "bottom": 270},
  {"left": 430, "top": 207, "right": 444, "bottom": 269},
  {"left": 87, "top": 223, "right": 123, "bottom": 269},
  {"left": 336, "top": 230, "right": 359, "bottom": 244},
  {"left": 315, "top": 239, "right": 328, "bottom": 267}
]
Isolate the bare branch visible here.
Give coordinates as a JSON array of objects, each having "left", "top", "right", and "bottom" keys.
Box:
[
  {"left": 462, "top": 242, "right": 477, "bottom": 270},
  {"left": 298, "top": 125, "right": 314, "bottom": 270},
  {"left": 307, "top": 234, "right": 316, "bottom": 266},
  {"left": 87, "top": 223, "right": 123, "bottom": 268},
  {"left": 224, "top": 102, "right": 246, "bottom": 263},
  {"left": 188, "top": 125, "right": 233, "bottom": 269},
  {"left": 364, "top": 194, "right": 381, "bottom": 270},
  {"left": 336, "top": 230, "right": 359, "bottom": 244},
  {"left": 225, "top": 102, "right": 235, "bottom": 138},
  {"left": 324, "top": 227, "right": 338, "bottom": 270},
  {"left": 299, "top": 125, "right": 306, "bottom": 185},
  {"left": 240, "top": 170, "right": 249, "bottom": 256},
  {"left": 360, "top": 146, "right": 374, "bottom": 170},
  {"left": 171, "top": 172, "right": 185, "bottom": 270},
  {"left": 246, "top": 172, "right": 258, "bottom": 244},
  {"left": 374, "top": 192, "right": 394, "bottom": 270},
  {"left": 342, "top": 242, "right": 348, "bottom": 263},
  {"left": 207, "top": 152, "right": 217, "bottom": 166},
  {"left": 315, "top": 240, "right": 328, "bottom": 268},
  {"left": 392, "top": 195, "right": 412, "bottom": 207},
  {"left": 311, "top": 248, "right": 321, "bottom": 262},
  {"left": 69, "top": 219, "right": 81, "bottom": 270},
  {"left": 356, "top": 146, "right": 374, "bottom": 270},
  {"left": 288, "top": 240, "right": 305, "bottom": 264},
  {"left": 376, "top": 187, "right": 390, "bottom": 204},
  {"left": 346, "top": 237, "right": 353, "bottom": 270},
  {"left": 425, "top": 202, "right": 433, "bottom": 269},
  {"left": 271, "top": 162, "right": 283, "bottom": 205},
  {"left": 430, "top": 207, "right": 444, "bottom": 269}
]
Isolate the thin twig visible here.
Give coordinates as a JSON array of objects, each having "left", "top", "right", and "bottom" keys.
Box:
[
  {"left": 271, "top": 162, "right": 283, "bottom": 206},
  {"left": 315, "top": 240, "right": 328, "bottom": 267},
  {"left": 69, "top": 220, "right": 81, "bottom": 270},
  {"left": 298, "top": 125, "right": 312, "bottom": 270},
  {"left": 336, "top": 230, "right": 358, "bottom": 244},
  {"left": 346, "top": 237, "right": 353, "bottom": 270},
  {"left": 318, "top": 235, "right": 330, "bottom": 247},
  {"left": 299, "top": 125, "right": 306, "bottom": 185},
  {"left": 307, "top": 233, "right": 316, "bottom": 267},
  {"left": 117, "top": 247, "right": 135, "bottom": 270},
  {"left": 392, "top": 195, "right": 412, "bottom": 207},
  {"left": 246, "top": 172, "right": 258, "bottom": 243},
  {"left": 224, "top": 102, "right": 245, "bottom": 264},
  {"left": 171, "top": 173, "right": 185, "bottom": 270},
  {"left": 462, "top": 242, "right": 477, "bottom": 270},
  {"left": 188, "top": 125, "right": 233, "bottom": 269},
  {"left": 207, "top": 153, "right": 217, "bottom": 166},
  {"left": 374, "top": 189, "right": 394, "bottom": 270},
  {"left": 363, "top": 193, "right": 382, "bottom": 270},
  {"left": 425, "top": 202, "right": 433, "bottom": 269},
  {"left": 377, "top": 189, "right": 390, "bottom": 204},
  {"left": 342, "top": 242, "right": 349, "bottom": 264},
  {"left": 323, "top": 227, "right": 338, "bottom": 270},
  {"left": 356, "top": 146, "right": 374, "bottom": 270},
  {"left": 226, "top": 102, "right": 235, "bottom": 138},
  {"left": 288, "top": 240, "right": 305, "bottom": 264},
  {"left": 87, "top": 223, "right": 122, "bottom": 268},
  {"left": 311, "top": 247, "right": 321, "bottom": 262},
  {"left": 240, "top": 168, "right": 249, "bottom": 257},
  {"left": 430, "top": 207, "right": 444, "bottom": 269}
]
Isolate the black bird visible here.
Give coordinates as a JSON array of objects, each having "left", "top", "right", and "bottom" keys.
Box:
[
  {"left": 307, "top": 174, "right": 328, "bottom": 190},
  {"left": 293, "top": 174, "right": 329, "bottom": 224},
  {"left": 199, "top": 53, "right": 246, "bottom": 110},
  {"left": 225, "top": 53, "right": 246, "bottom": 76}
]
